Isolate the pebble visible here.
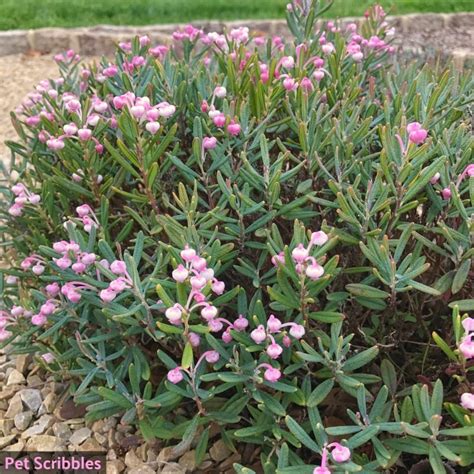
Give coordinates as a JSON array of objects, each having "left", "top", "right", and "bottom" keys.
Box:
[
  {"left": 21, "top": 414, "right": 53, "bottom": 438},
  {"left": 0, "top": 434, "right": 16, "bottom": 449},
  {"left": 39, "top": 392, "right": 57, "bottom": 415},
  {"left": 69, "top": 426, "right": 92, "bottom": 446},
  {"left": 14, "top": 411, "right": 33, "bottom": 431},
  {"left": 106, "top": 459, "right": 125, "bottom": 474},
  {"left": 26, "top": 434, "right": 64, "bottom": 451},
  {"left": 178, "top": 450, "right": 196, "bottom": 472},
  {"left": 20, "top": 389, "right": 43, "bottom": 413},
  {"left": 210, "top": 439, "right": 231, "bottom": 463},
  {"left": 128, "top": 466, "right": 156, "bottom": 474},
  {"left": 0, "top": 418, "right": 14, "bottom": 435},
  {"left": 6, "top": 369, "right": 26, "bottom": 386},
  {"left": 5, "top": 393, "right": 23, "bottom": 419},
  {"left": 52, "top": 422, "right": 72, "bottom": 440},
  {"left": 124, "top": 450, "right": 142, "bottom": 469}
]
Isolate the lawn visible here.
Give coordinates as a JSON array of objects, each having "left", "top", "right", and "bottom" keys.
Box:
[{"left": 1, "top": 0, "right": 473, "bottom": 30}]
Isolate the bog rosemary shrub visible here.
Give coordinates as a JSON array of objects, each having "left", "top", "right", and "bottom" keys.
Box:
[{"left": 1, "top": 1, "right": 474, "bottom": 472}]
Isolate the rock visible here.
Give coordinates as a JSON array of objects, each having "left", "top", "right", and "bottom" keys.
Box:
[
  {"left": 0, "top": 387, "right": 17, "bottom": 400},
  {"left": 21, "top": 415, "right": 53, "bottom": 438},
  {"left": 20, "top": 389, "right": 42, "bottom": 413},
  {"left": 92, "top": 419, "right": 105, "bottom": 433},
  {"left": 3, "top": 439, "right": 25, "bottom": 451},
  {"left": 157, "top": 447, "right": 179, "bottom": 463},
  {"left": 178, "top": 451, "right": 196, "bottom": 472},
  {"left": 94, "top": 432, "right": 107, "bottom": 445},
  {"left": 14, "top": 411, "right": 33, "bottom": 431},
  {"left": 25, "top": 374, "right": 43, "bottom": 387},
  {"left": 0, "top": 418, "right": 14, "bottom": 435},
  {"left": 69, "top": 426, "right": 91, "bottom": 445},
  {"left": 58, "top": 399, "right": 86, "bottom": 420},
  {"left": 0, "top": 434, "right": 16, "bottom": 448},
  {"left": 124, "top": 450, "right": 142, "bottom": 469},
  {"left": 15, "top": 354, "right": 31, "bottom": 375},
  {"left": 5, "top": 393, "right": 23, "bottom": 418},
  {"left": 106, "top": 459, "right": 125, "bottom": 474},
  {"left": 161, "top": 464, "right": 186, "bottom": 474},
  {"left": 210, "top": 439, "right": 231, "bottom": 463},
  {"left": 39, "top": 392, "right": 57, "bottom": 415},
  {"left": 6, "top": 369, "right": 25, "bottom": 386},
  {"left": 52, "top": 422, "right": 72, "bottom": 440},
  {"left": 128, "top": 466, "right": 156, "bottom": 474},
  {"left": 26, "top": 435, "right": 64, "bottom": 451},
  {"left": 220, "top": 452, "right": 242, "bottom": 470},
  {"left": 76, "top": 439, "right": 106, "bottom": 452}
]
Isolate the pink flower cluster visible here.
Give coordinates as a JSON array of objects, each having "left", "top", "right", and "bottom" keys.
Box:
[
  {"left": 50, "top": 240, "right": 96, "bottom": 274},
  {"left": 8, "top": 183, "right": 41, "bottom": 217},
  {"left": 250, "top": 314, "right": 305, "bottom": 358},
  {"left": 459, "top": 317, "right": 474, "bottom": 360},
  {"left": 112, "top": 92, "right": 175, "bottom": 134},
  {"left": 167, "top": 350, "right": 220, "bottom": 384},
  {"left": 272, "top": 230, "right": 329, "bottom": 280},
  {"left": 313, "top": 443, "right": 351, "bottom": 473},
  {"left": 75, "top": 204, "right": 100, "bottom": 233},
  {"left": 164, "top": 246, "right": 226, "bottom": 331},
  {"left": 98, "top": 260, "right": 132, "bottom": 303}
]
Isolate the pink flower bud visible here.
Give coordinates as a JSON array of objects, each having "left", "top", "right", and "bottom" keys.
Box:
[
  {"left": 46, "top": 138, "right": 65, "bottom": 150},
  {"left": 181, "top": 245, "right": 197, "bottom": 262},
  {"left": 172, "top": 264, "right": 189, "bottom": 282},
  {"left": 459, "top": 335, "right": 474, "bottom": 359},
  {"left": 191, "top": 256, "right": 207, "bottom": 271},
  {"left": 201, "top": 305, "right": 218, "bottom": 321},
  {"left": 205, "top": 350, "right": 220, "bottom": 363},
  {"left": 313, "top": 467, "right": 330, "bottom": 474},
  {"left": 78, "top": 128, "right": 92, "bottom": 141},
  {"left": 292, "top": 244, "right": 308, "bottom": 263},
  {"left": 322, "top": 43, "right": 335, "bottom": 54},
  {"left": 28, "top": 194, "right": 41, "bottom": 204},
  {"left": 0, "top": 329, "right": 12, "bottom": 341},
  {"left": 233, "top": 315, "right": 248, "bottom": 331},
  {"left": 40, "top": 301, "right": 56, "bottom": 316},
  {"left": 462, "top": 317, "right": 474, "bottom": 333},
  {"left": 32, "top": 313, "right": 47, "bottom": 326},
  {"left": 130, "top": 105, "right": 145, "bottom": 119},
  {"left": 208, "top": 319, "right": 223, "bottom": 332},
  {"left": 460, "top": 392, "right": 474, "bottom": 411},
  {"left": 283, "top": 77, "right": 298, "bottom": 91},
  {"left": 109, "top": 278, "right": 127, "bottom": 292},
  {"left": 289, "top": 324, "right": 305, "bottom": 339},
  {"left": 11, "top": 306, "right": 24, "bottom": 317},
  {"left": 190, "top": 275, "right": 207, "bottom": 290},
  {"left": 264, "top": 367, "right": 281, "bottom": 382},
  {"left": 146, "top": 121, "right": 160, "bottom": 134},
  {"left": 251, "top": 325, "right": 267, "bottom": 344},
  {"left": 306, "top": 263, "right": 325, "bottom": 280},
  {"left": 430, "top": 172, "right": 441, "bottom": 185},
  {"left": 283, "top": 335, "right": 291, "bottom": 347},
  {"left": 32, "top": 264, "right": 45, "bottom": 275},
  {"left": 45, "top": 282, "right": 60, "bottom": 296},
  {"left": 214, "top": 86, "right": 227, "bottom": 98},
  {"left": 41, "top": 353, "right": 55, "bottom": 363},
  {"left": 188, "top": 332, "right": 201, "bottom": 347},
  {"left": 103, "top": 65, "right": 118, "bottom": 77},
  {"left": 222, "top": 330, "right": 232, "bottom": 343},
  {"left": 267, "top": 314, "right": 282, "bottom": 333},
  {"left": 281, "top": 56, "right": 295, "bottom": 68},
  {"left": 76, "top": 204, "right": 91, "bottom": 217},
  {"left": 441, "top": 187, "right": 452, "bottom": 200},
  {"left": 267, "top": 343, "right": 283, "bottom": 359},
  {"left": 110, "top": 260, "right": 127, "bottom": 275},
  {"left": 213, "top": 113, "right": 226, "bottom": 128},
  {"left": 311, "top": 231, "right": 328, "bottom": 246},
  {"left": 100, "top": 288, "right": 117, "bottom": 303},
  {"left": 55, "top": 257, "right": 72, "bottom": 270},
  {"left": 167, "top": 367, "right": 184, "bottom": 384},
  {"left": 81, "top": 253, "right": 96, "bottom": 265},
  {"left": 203, "top": 136, "right": 217, "bottom": 149},
  {"left": 158, "top": 104, "right": 176, "bottom": 118},
  {"left": 271, "top": 252, "right": 285, "bottom": 266},
  {"left": 212, "top": 280, "right": 225, "bottom": 295},
  {"left": 72, "top": 262, "right": 86, "bottom": 273},
  {"left": 330, "top": 443, "right": 351, "bottom": 463},
  {"left": 313, "top": 70, "right": 325, "bottom": 81},
  {"left": 200, "top": 268, "right": 214, "bottom": 281},
  {"left": 165, "top": 304, "right": 183, "bottom": 325},
  {"left": 227, "top": 121, "right": 241, "bottom": 136}
]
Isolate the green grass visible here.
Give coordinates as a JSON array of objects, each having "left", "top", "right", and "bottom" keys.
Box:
[{"left": 1, "top": 0, "right": 473, "bottom": 30}]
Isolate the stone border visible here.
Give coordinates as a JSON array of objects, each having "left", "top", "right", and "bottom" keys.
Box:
[{"left": 0, "top": 13, "right": 472, "bottom": 66}]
